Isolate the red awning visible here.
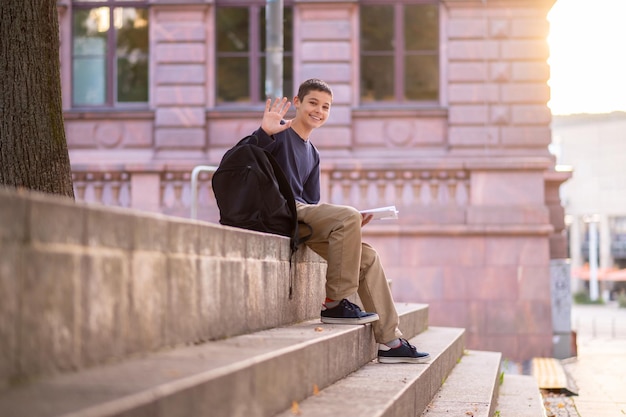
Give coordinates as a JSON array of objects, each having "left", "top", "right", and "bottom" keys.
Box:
[
  {"left": 606, "top": 268, "right": 626, "bottom": 281},
  {"left": 572, "top": 265, "right": 626, "bottom": 281}
]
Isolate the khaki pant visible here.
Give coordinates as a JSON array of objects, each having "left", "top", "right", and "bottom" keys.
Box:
[{"left": 296, "top": 202, "right": 403, "bottom": 344}]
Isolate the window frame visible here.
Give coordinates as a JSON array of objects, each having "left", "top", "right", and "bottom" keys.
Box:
[
  {"left": 215, "top": 0, "right": 294, "bottom": 106},
  {"left": 71, "top": 0, "right": 149, "bottom": 109},
  {"left": 359, "top": 0, "right": 440, "bottom": 106}
]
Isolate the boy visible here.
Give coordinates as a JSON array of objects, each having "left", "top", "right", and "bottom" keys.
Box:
[{"left": 252, "top": 79, "right": 430, "bottom": 364}]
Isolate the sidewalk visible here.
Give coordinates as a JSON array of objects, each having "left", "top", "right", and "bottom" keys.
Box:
[{"left": 544, "top": 303, "right": 626, "bottom": 417}]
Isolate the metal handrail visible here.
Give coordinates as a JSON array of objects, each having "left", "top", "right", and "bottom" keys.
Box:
[{"left": 190, "top": 165, "right": 218, "bottom": 219}]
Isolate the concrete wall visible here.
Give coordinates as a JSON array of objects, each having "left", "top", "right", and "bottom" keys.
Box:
[{"left": 0, "top": 187, "right": 326, "bottom": 388}]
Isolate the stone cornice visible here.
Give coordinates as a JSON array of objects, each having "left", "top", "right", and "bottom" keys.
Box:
[
  {"left": 363, "top": 223, "right": 555, "bottom": 237},
  {"left": 441, "top": 0, "right": 556, "bottom": 8},
  {"left": 64, "top": 110, "right": 154, "bottom": 120},
  {"left": 148, "top": 0, "right": 214, "bottom": 4},
  {"left": 294, "top": 0, "right": 357, "bottom": 3},
  {"left": 322, "top": 157, "right": 554, "bottom": 171}
]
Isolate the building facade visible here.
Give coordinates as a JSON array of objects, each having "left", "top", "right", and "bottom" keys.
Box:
[
  {"left": 57, "top": 0, "right": 563, "bottom": 361},
  {"left": 552, "top": 112, "right": 626, "bottom": 300}
]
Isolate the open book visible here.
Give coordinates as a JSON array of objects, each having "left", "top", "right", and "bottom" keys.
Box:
[{"left": 359, "top": 205, "right": 399, "bottom": 220}]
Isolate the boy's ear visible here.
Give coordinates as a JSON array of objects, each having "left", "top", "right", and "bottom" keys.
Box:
[{"left": 292, "top": 95, "right": 301, "bottom": 107}]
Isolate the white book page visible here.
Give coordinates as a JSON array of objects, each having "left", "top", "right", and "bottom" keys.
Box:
[{"left": 359, "top": 205, "right": 399, "bottom": 220}]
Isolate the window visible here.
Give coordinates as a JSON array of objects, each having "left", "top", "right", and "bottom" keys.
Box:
[
  {"left": 216, "top": 2, "right": 293, "bottom": 104},
  {"left": 611, "top": 217, "right": 626, "bottom": 260},
  {"left": 360, "top": 2, "right": 439, "bottom": 104},
  {"left": 72, "top": 0, "right": 149, "bottom": 107}
]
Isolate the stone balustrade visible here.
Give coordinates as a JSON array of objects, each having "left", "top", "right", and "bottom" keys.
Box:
[
  {"left": 71, "top": 165, "right": 472, "bottom": 223},
  {"left": 327, "top": 168, "right": 470, "bottom": 208}
]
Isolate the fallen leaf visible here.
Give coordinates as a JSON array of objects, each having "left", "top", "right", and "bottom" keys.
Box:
[
  {"left": 291, "top": 401, "right": 301, "bottom": 415},
  {"left": 313, "top": 384, "right": 320, "bottom": 395},
  {"left": 314, "top": 327, "right": 324, "bottom": 332}
]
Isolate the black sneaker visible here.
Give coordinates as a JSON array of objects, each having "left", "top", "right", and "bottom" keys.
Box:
[
  {"left": 320, "top": 299, "right": 380, "bottom": 324},
  {"left": 378, "top": 338, "right": 431, "bottom": 364}
]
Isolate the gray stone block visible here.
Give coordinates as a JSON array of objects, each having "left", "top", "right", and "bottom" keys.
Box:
[
  {"left": 497, "top": 374, "right": 545, "bottom": 417},
  {"left": 127, "top": 252, "right": 168, "bottom": 354},
  {"left": 550, "top": 258, "right": 572, "bottom": 333},
  {"left": 133, "top": 213, "right": 169, "bottom": 252},
  {"left": 420, "top": 349, "right": 501, "bottom": 417},
  {"left": 18, "top": 249, "right": 82, "bottom": 378},
  {"left": 86, "top": 206, "right": 135, "bottom": 250},
  {"left": 0, "top": 188, "right": 27, "bottom": 243},
  {"left": 552, "top": 331, "right": 573, "bottom": 359},
  {"left": 30, "top": 196, "right": 85, "bottom": 245},
  {"left": 223, "top": 227, "right": 249, "bottom": 259},
  {"left": 198, "top": 223, "right": 226, "bottom": 257},
  {"left": 165, "top": 256, "right": 200, "bottom": 345},
  {"left": 81, "top": 253, "right": 129, "bottom": 366},
  {"left": 196, "top": 257, "right": 223, "bottom": 340},
  {"left": 168, "top": 219, "right": 199, "bottom": 254},
  {"left": 217, "top": 260, "right": 247, "bottom": 337},
  {"left": 0, "top": 245, "right": 20, "bottom": 387}
]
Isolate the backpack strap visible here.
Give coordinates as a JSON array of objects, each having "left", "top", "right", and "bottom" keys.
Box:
[
  {"left": 236, "top": 134, "right": 258, "bottom": 147},
  {"left": 297, "top": 221, "right": 313, "bottom": 245},
  {"left": 243, "top": 134, "right": 315, "bottom": 299},
  {"left": 263, "top": 149, "right": 304, "bottom": 299}
]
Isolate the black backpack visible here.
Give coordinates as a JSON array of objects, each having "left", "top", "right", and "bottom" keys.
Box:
[{"left": 212, "top": 135, "right": 312, "bottom": 296}]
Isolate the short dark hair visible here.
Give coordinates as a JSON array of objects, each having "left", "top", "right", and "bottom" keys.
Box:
[{"left": 297, "top": 78, "right": 333, "bottom": 102}]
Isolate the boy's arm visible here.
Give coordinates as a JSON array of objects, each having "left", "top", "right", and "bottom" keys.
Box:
[{"left": 302, "top": 161, "right": 321, "bottom": 204}]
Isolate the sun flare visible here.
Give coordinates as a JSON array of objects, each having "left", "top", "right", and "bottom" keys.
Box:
[{"left": 548, "top": 0, "right": 626, "bottom": 115}]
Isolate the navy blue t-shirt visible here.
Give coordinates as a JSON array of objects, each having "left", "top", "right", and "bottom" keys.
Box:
[{"left": 253, "top": 127, "right": 321, "bottom": 204}]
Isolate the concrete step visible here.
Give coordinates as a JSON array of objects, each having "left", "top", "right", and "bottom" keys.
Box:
[
  {"left": 421, "top": 350, "right": 502, "bottom": 417},
  {"left": 0, "top": 303, "right": 427, "bottom": 417},
  {"left": 274, "top": 326, "right": 466, "bottom": 417},
  {"left": 496, "top": 374, "right": 546, "bottom": 417}
]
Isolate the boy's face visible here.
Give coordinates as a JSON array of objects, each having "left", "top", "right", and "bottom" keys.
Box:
[{"left": 294, "top": 89, "right": 332, "bottom": 130}]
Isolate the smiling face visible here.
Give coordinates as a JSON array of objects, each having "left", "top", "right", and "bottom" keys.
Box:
[{"left": 294, "top": 89, "right": 332, "bottom": 131}]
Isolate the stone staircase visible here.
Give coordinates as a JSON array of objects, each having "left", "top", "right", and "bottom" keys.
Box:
[{"left": 0, "top": 188, "right": 545, "bottom": 416}]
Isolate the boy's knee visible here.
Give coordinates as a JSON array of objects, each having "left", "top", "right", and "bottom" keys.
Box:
[
  {"left": 323, "top": 204, "right": 361, "bottom": 227},
  {"left": 342, "top": 206, "right": 363, "bottom": 229},
  {"left": 361, "top": 244, "right": 379, "bottom": 264}
]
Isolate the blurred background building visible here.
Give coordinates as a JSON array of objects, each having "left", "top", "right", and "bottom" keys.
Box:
[{"left": 551, "top": 112, "right": 626, "bottom": 301}]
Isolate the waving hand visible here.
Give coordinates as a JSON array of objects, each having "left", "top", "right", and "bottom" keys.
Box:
[{"left": 261, "top": 97, "right": 292, "bottom": 136}]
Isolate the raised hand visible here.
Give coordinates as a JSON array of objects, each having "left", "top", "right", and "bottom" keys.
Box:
[{"left": 261, "top": 97, "right": 292, "bottom": 136}]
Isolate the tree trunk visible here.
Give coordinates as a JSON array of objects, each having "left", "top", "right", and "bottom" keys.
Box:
[{"left": 0, "top": 0, "right": 74, "bottom": 199}]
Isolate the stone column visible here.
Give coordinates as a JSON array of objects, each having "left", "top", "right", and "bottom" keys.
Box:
[{"left": 545, "top": 169, "right": 573, "bottom": 358}]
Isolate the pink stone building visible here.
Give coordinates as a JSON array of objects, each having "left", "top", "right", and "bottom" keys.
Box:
[{"left": 57, "top": 0, "right": 567, "bottom": 361}]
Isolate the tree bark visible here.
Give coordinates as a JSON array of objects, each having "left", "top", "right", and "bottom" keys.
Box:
[{"left": 0, "top": 0, "right": 74, "bottom": 199}]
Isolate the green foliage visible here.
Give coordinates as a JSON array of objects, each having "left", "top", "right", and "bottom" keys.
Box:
[
  {"left": 618, "top": 293, "right": 626, "bottom": 308},
  {"left": 573, "top": 291, "right": 605, "bottom": 305}
]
